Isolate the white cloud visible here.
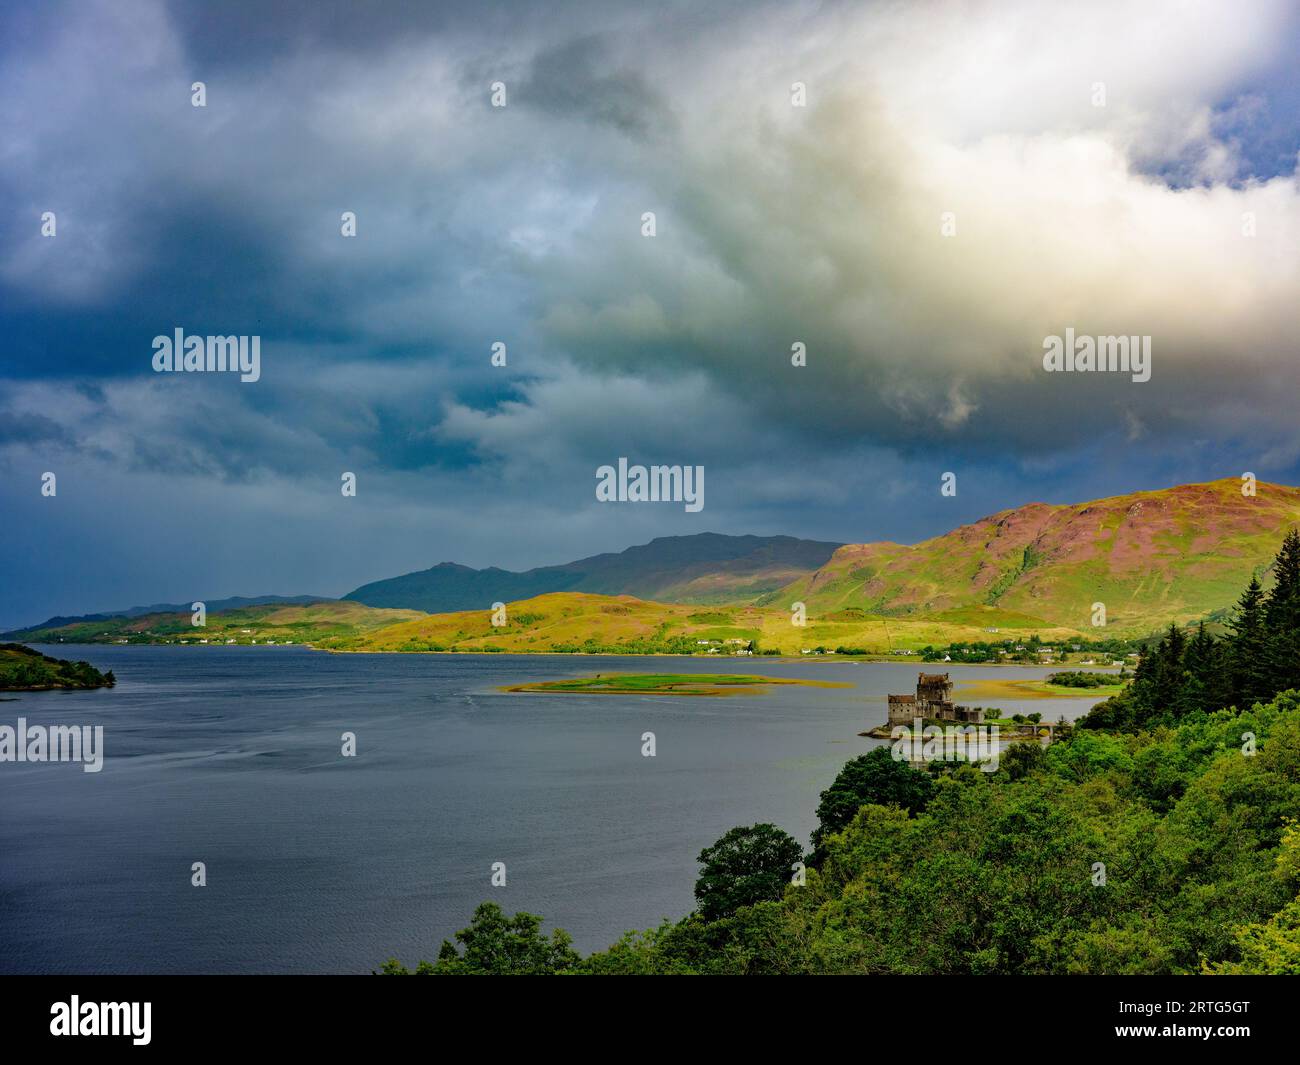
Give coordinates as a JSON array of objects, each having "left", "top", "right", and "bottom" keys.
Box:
[{"left": 4, "top": 0, "right": 1300, "bottom": 625}]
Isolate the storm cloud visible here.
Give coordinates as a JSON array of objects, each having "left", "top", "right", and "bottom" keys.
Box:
[{"left": 2, "top": 0, "right": 1299, "bottom": 625}]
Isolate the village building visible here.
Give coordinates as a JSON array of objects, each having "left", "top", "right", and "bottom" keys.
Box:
[{"left": 887, "top": 672, "right": 984, "bottom": 726}]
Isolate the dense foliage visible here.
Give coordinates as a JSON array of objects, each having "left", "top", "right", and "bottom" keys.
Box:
[
  {"left": 385, "top": 695, "right": 1300, "bottom": 974},
  {"left": 920, "top": 635, "right": 1140, "bottom": 664},
  {"left": 810, "top": 747, "right": 933, "bottom": 859},
  {"left": 693, "top": 824, "right": 803, "bottom": 921},
  {"left": 567, "top": 695, "right": 1300, "bottom": 974},
  {"left": 0, "top": 643, "right": 115, "bottom": 690},
  {"left": 381, "top": 535, "right": 1300, "bottom": 974},
  {"left": 1046, "top": 671, "right": 1123, "bottom": 688},
  {"left": 377, "top": 902, "right": 579, "bottom": 975}
]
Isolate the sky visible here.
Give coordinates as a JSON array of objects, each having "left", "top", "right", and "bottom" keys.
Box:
[{"left": 2, "top": 0, "right": 1300, "bottom": 628}]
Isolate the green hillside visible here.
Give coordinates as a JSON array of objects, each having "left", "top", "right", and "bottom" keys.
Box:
[
  {"left": 15, "top": 480, "right": 1300, "bottom": 653},
  {"left": 323, "top": 591, "right": 1086, "bottom": 655},
  {"left": 779, "top": 479, "right": 1300, "bottom": 636}
]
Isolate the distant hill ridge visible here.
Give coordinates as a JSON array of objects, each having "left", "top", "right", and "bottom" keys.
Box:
[
  {"left": 8, "top": 595, "right": 333, "bottom": 636},
  {"left": 2, "top": 601, "right": 420, "bottom": 645},
  {"left": 343, "top": 533, "right": 843, "bottom": 613},
  {"left": 11, "top": 480, "right": 1300, "bottom": 644}
]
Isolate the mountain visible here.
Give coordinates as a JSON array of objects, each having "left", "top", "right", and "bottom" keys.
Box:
[
  {"left": 4, "top": 601, "right": 423, "bottom": 645},
  {"left": 8, "top": 595, "right": 334, "bottom": 635},
  {"left": 343, "top": 533, "right": 843, "bottom": 613},
  {"left": 779, "top": 478, "right": 1300, "bottom": 636},
  {"left": 17, "top": 480, "right": 1299, "bottom": 650},
  {"left": 110, "top": 594, "right": 336, "bottom": 617}
]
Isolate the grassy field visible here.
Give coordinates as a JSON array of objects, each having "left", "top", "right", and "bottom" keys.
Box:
[
  {"left": 319, "top": 591, "right": 1089, "bottom": 655},
  {"left": 955, "top": 677, "right": 1127, "bottom": 703},
  {"left": 6, "top": 591, "right": 1087, "bottom": 655},
  {"left": 502, "top": 673, "right": 852, "bottom": 696}
]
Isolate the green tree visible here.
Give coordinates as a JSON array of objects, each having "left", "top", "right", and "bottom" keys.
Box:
[
  {"left": 694, "top": 823, "right": 803, "bottom": 921},
  {"left": 380, "top": 902, "right": 579, "bottom": 975},
  {"left": 1229, "top": 576, "right": 1272, "bottom": 707},
  {"left": 1148, "top": 623, "right": 1188, "bottom": 715},
  {"left": 1205, "top": 818, "right": 1300, "bottom": 974},
  {"left": 1266, "top": 529, "right": 1300, "bottom": 694},
  {"left": 1180, "top": 621, "right": 1229, "bottom": 715},
  {"left": 998, "top": 740, "right": 1046, "bottom": 780},
  {"left": 811, "top": 746, "right": 933, "bottom": 858}
]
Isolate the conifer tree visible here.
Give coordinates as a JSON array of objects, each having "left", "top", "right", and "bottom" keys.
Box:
[
  {"left": 1128, "top": 636, "right": 1158, "bottom": 718},
  {"left": 1265, "top": 529, "right": 1300, "bottom": 693},
  {"left": 1149, "top": 623, "right": 1187, "bottom": 714},
  {"left": 1228, "top": 575, "right": 1271, "bottom": 707},
  {"left": 1181, "top": 621, "right": 1229, "bottom": 715}
]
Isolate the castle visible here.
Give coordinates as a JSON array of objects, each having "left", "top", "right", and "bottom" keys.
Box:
[{"left": 887, "top": 672, "right": 984, "bottom": 726}]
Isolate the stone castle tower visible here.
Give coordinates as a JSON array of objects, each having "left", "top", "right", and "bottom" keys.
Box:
[{"left": 887, "top": 672, "right": 984, "bottom": 726}]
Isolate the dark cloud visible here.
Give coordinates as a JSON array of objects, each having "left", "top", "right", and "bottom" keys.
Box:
[
  {"left": 2, "top": 0, "right": 1300, "bottom": 626},
  {"left": 0, "top": 411, "right": 72, "bottom": 448},
  {"left": 514, "top": 34, "right": 674, "bottom": 137}
]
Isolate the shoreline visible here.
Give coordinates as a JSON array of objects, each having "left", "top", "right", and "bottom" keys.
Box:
[{"left": 20, "top": 640, "right": 1130, "bottom": 667}]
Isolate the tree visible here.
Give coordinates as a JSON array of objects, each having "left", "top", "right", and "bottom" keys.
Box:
[
  {"left": 1266, "top": 530, "right": 1300, "bottom": 626},
  {"left": 1148, "top": 623, "right": 1188, "bottom": 715},
  {"left": 1180, "top": 622, "right": 1230, "bottom": 716},
  {"left": 811, "top": 747, "right": 934, "bottom": 857},
  {"left": 1229, "top": 576, "right": 1272, "bottom": 707},
  {"left": 1266, "top": 529, "right": 1300, "bottom": 694},
  {"left": 1083, "top": 544, "right": 1294, "bottom": 733},
  {"left": 1205, "top": 819, "right": 1300, "bottom": 974},
  {"left": 379, "top": 902, "right": 579, "bottom": 975},
  {"left": 999, "top": 740, "right": 1046, "bottom": 780},
  {"left": 693, "top": 823, "right": 803, "bottom": 921},
  {"left": 374, "top": 957, "right": 435, "bottom": 975}
]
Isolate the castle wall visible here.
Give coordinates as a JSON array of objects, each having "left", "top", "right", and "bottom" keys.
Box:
[{"left": 885, "top": 673, "right": 982, "bottom": 726}]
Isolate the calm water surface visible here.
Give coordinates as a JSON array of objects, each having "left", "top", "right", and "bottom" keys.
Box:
[{"left": 0, "top": 647, "right": 1104, "bottom": 973}]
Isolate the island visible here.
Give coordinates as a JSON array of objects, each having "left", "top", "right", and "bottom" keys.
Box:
[
  {"left": 502, "top": 672, "right": 851, "bottom": 696},
  {"left": 0, "top": 643, "right": 116, "bottom": 691},
  {"left": 860, "top": 671, "right": 1087, "bottom": 742}
]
